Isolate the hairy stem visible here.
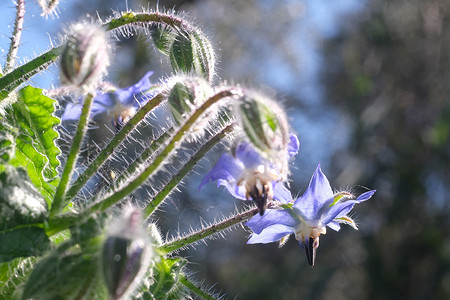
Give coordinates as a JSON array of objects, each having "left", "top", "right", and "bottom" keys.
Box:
[
  {"left": 0, "top": 11, "right": 196, "bottom": 101},
  {"left": 4, "top": 0, "right": 25, "bottom": 73},
  {"left": 50, "top": 94, "right": 94, "bottom": 217},
  {"left": 143, "top": 124, "right": 234, "bottom": 219},
  {"left": 110, "top": 128, "right": 174, "bottom": 189},
  {"left": 180, "top": 275, "right": 218, "bottom": 300},
  {"left": 85, "top": 89, "right": 239, "bottom": 213},
  {"left": 159, "top": 207, "right": 258, "bottom": 254},
  {"left": 104, "top": 11, "right": 192, "bottom": 32},
  {"left": 65, "top": 93, "right": 165, "bottom": 201},
  {"left": 0, "top": 46, "right": 62, "bottom": 100}
]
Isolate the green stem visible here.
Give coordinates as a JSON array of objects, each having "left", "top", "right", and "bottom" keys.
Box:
[
  {"left": 0, "top": 11, "right": 194, "bottom": 101},
  {"left": 0, "top": 46, "right": 62, "bottom": 100},
  {"left": 64, "top": 93, "right": 165, "bottom": 201},
  {"left": 180, "top": 275, "right": 218, "bottom": 300},
  {"left": 111, "top": 127, "right": 174, "bottom": 189},
  {"left": 4, "top": 0, "right": 25, "bottom": 73},
  {"left": 104, "top": 11, "right": 192, "bottom": 32},
  {"left": 84, "top": 89, "right": 239, "bottom": 214},
  {"left": 158, "top": 207, "right": 258, "bottom": 255},
  {"left": 50, "top": 94, "right": 94, "bottom": 217},
  {"left": 143, "top": 124, "right": 234, "bottom": 219}
]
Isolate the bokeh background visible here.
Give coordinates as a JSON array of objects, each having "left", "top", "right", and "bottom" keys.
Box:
[{"left": 1, "top": 0, "right": 449, "bottom": 299}]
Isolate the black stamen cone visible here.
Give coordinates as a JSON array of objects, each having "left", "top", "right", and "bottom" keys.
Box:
[
  {"left": 249, "top": 185, "right": 268, "bottom": 215},
  {"left": 304, "top": 237, "right": 316, "bottom": 267}
]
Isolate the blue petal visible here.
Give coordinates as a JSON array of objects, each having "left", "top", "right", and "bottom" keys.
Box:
[
  {"left": 115, "top": 71, "right": 154, "bottom": 107},
  {"left": 321, "top": 200, "right": 358, "bottom": 225},
  {"left": 327, "top": 220, "right": 341, "bottom": 231},
  {"left": 272, "top": 182, "right": 293, "bottom": 203},
  {"left": 293, "top": 163, "right": 334, "bottom": 220},
  {"left": 234, "top": 143, "right": 264, "bottom": 169},
  {"left": 217, "top": 179, "right": 246, "bottom": 200},
  {"left": 246, "top": 209, "right": 296, "bottom": 234},
  {"left": 247, "top": 224, "right": 293, "bottom": 244},
  {"left": 61, "top": 103, "right": 82, "bottom": 121},
  {"left": 356, "top": 190, "right": 376, "bottom": 202},
  {"left": 198, "top": 153, "right": 244, "bottom": 190},
  {"left": 288, "top": 133, "right": 300, "bottom": 158}
]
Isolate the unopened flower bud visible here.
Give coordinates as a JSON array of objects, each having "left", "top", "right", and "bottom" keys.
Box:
[
  {"left": 167, "top": 76, "right": 213, "bottom": 126},
  {"left": 238, "top": 92, "right": 289, "bottom": 157},
  {"left": 169, "top": 30, "right": 216, "bottom": 82},
  {"left": 102, "top": 208, "right": 153, "bottom": 300},
  {"left": 60, "top": 23, "right": 110, "bottom": 91}
]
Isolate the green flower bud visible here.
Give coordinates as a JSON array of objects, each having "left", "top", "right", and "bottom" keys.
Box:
[
  {"left": 169, "top": 30, "right": 216, "bottom": 82},
  {"left": 60, "top": 22, "right": 110, "bottom": 91},
  {"left": 167, "top": 76, "right": 213, "bottom": 126},
  {"left": 102, "top": 208, "right": 154, "bottom": 300},
  {"left": 238, "top": 92, "right": 289, "bottom": 155}
]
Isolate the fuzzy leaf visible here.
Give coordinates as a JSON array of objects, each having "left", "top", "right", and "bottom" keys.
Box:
[
  {"left": 2, "top": 86, "right": 61, "bottom": 202},
  {"left": 21, "top": 252, "right": 107, "bottom": 300},
  {"left": 0, "top": 166, "right": 48, "bottom": 231},
  {"left": 0, "top": 227, "right": 50, "bottom": 262},
  {"left": 0, "top": 257, "right": 36, "bottom": 299}
]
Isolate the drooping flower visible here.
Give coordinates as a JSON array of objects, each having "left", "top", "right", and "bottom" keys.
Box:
[
  {"left": 62, "top": 71, "right": 157, "bottom": 128},
  {"left": 199, "top": 133, "right": 299, "bottom": 215},
  {"left": 245, "top": 163, "right": 376, "bottom": 266}
]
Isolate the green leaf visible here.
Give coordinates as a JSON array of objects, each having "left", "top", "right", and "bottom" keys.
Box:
[
  {"left": 0, "top": 166, "right": 50, "bottom": 262},
  {"left": 2, "top": 86, "right": 61, "bottom": 202},
  {"left": 21, "top": 252, "right": 107, "bottom": 300},
  {"left": 0, "top": 226, "right": 50, "bottom": 262},
  {"left": 0, "top": 257, "right": 36, "bottom": 299},
  {"left": 0, "top": 166, "right": 48, "bottom": 231}
]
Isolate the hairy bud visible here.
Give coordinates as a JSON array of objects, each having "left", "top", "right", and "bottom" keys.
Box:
[
  {"left": 238, "top": 92, "right": 289, "bottom": 156},
  {"left": 60, "top": 23, "right": 110, "bottom": 91},
  {"left": 167, "top": 76, "right": 213, "bottom": 126},
  {"left": 169, "top": 30, "right": 216, "bottom": 82},
  {"left": 102, "top": 208, "right": 154, "bottom": 300}
]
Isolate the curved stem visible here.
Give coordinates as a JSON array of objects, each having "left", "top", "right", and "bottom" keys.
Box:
[
  {"left": 64, "top": 93, "right": 165, "bottom": 201},
  {"left": 104, "top": 11, "right": 192, "bottom": 32},
  {"left": 85, "top": 89, "right": 239, "bottom": 214},
  {"left": 158, "top": 207, "right": 258, "bottom": 255},
  {"left": 50, "top": 94, "right": 94, "bottom": 217},
  {"left": 143, "top": 124, "right": 234, "bottom": 219},
  {"left": 0, "top": 11, "right": 196, "bottom": 101},
  {"left": 4, "top": 0, "right": 25, "bottom": 73},
  {"left": 179, "top": 275, "right": 218, "bottom": 300}
]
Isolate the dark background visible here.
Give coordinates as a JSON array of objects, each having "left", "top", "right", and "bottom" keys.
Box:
[{"left": 6, "top": 0, "right": 450, "bottom": 299}]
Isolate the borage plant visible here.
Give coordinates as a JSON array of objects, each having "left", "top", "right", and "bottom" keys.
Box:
[{"left": 0, "top": 1, "right": 376, "bottom": 299}]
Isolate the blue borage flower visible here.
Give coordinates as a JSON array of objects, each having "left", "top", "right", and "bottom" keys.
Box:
[
  {"left": 199, "top": 133, "right": 299, "bottom": 215},
  {"left": 62, "top": 71, "right": 157, "bottom": 127},
  {"left": 245, "top": 163, "right": 375, "bottom": 266}
]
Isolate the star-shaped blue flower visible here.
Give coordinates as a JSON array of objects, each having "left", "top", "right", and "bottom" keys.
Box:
[
  {"left": 246, "top": 163, "right": 375, "bottom": 266},
  {"left": 62, "top": 71, "right": 157, "bottom": 127},
  {"left": 199, "top": 133, "right": 299, "bottom": 214}
]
